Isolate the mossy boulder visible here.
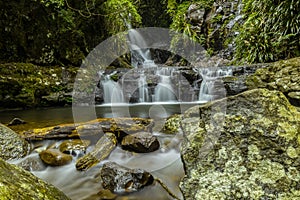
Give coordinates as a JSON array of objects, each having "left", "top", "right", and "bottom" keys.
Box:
[
  {"left": 180, "top": 89, "right": 300, "bottom": 199},
  {"left": 246, "top": 57, "right": 300, "bottom": 106},
  {"left": 0, "top": 63, "right": 77, "bottom": 108},
  {"left": 0, "top": 123, "right": 30, "bottom": 160},
  {"left": 0, "top": 157, "right": 70, "bottom": 199}
]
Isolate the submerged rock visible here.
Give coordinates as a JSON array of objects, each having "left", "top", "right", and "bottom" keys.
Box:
[
  {"left": 0, "top": 123, "right": 30, "bottom": 160},
  {"left": 121, "top": 132, "right": 160, "bottom": 153},
  {"left": 39, "top": 149, "right": 73, "bottom": 166},
  {"left": 8, "top": 117, "right": 26, "bottom": 126},
  {"left": 180, "top": 89, "right": 300, "bottom": 199},
  {"left": 76, "top": 133, "right": 117, "bottom": 171},
  {"left": 100, "top": 162, "right": 154, "bottom": 193},
  {"left": 0, "top": 157, "right": 70, "bottom": 199},
  {"left": 246, "top": 57, "right": 300, "bottom": 106}
]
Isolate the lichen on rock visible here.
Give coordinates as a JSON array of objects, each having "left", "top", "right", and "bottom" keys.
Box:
[{"left": 180, "top": 88, "right": 300, "bottom": 199}]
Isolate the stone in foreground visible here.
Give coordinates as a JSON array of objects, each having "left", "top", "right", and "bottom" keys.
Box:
[
  {"left": 121, "top": 132, "right": 160, "bottom": 153},
  {"left": 0, "top": 157, "right": 70, "bottom": 199},
  {"left": 100, "top": 161, "right": 154, "bottom": 193},
  {"left": 39, "top": 149, "right": 73, "bottom": 166},
  {"left": 180, "top": 89, "right": 300, "bottom": 199},
  {"left": 0, "top": 123, "right": 30, "bottom": 160},
  {"left": 76, "top": 133, "right": 117, "bottom": 171}
]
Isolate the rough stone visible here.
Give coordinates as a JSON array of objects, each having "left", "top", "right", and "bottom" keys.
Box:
[
  {"left": 76, "top": 133, "right": 117, "bottom": 171},
  {"left": 162, "top": 114, "right": 182, "bottom": 134},
  {"left": 246, "top": 57, "right": 300, "bottom": 106},
  {"left": 121, "top": 132, "right": 160, "bottom": 153},
  {"left": 0, "top": 157, "right": 70, "bottom": 199},
  {"left": 180, "top": 89, "right": 300, "bottom": 199},
  {"left": 100, "top": 161, "right": 154, "bottom": 193},
  {"left": 39, "top": 149, "right": 73, "bottom": 166},
  {"left": 0, "top": 123, "right": 30, "bottom": 160},
  {"left": 22, "top": 118, "right": 154, "bottom": 141}
]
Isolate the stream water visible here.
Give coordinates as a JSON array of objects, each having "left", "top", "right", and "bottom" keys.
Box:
[{"left": 0, "top": 104, "right": 197, "bottom": 200}]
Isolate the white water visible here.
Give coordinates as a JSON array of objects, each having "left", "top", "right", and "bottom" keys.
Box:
[
  {"left": 198, "top": 68, "right": 232, "bottom": 101},
  {"left": 101, "top": 75, "right": 124, "bottom": 103},
  {"left": 154, "top": 68, "right": 177, "bottom": 102},
  {"left": 138, "top": 72, "right": 150, "bottom": 102},
  {"left": 128, "top": 29, "right": 154, "bottom": 67}
]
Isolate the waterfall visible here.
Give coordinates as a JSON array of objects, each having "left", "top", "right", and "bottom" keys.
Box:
[
  {"left": 154, "top": 68, "right": 176, "bottom": 102},
  {"left": 101, "top": 74, "right": 124, "bottom": 104},
  {"left": 127, "top": 28, "right": 155, "bottom": 68},
  {"left": 198, "top": 68, "right": 232, "bottom": 102},
  {"left": 138, "top": 72, "right": 149, "bottom": 102}
]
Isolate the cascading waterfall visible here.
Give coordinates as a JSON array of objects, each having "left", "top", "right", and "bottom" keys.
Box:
[
  {"left": 138, "top": 72, "right": 149, "bottom": 102},
  {"left": 101, "top": 73, "right": 124, "bottom": 104},
  {"left": 198, "top": 68, "right": 232, "bottom": 102},
  {"left": 127, "top": 28, "right": 155, "bottom": 68},
  {"left": 154, "top": 68, "right": 177, "bottom": 102}
]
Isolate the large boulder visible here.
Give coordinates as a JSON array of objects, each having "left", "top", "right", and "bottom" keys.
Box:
[
  {"left": 0, "top": 157, "right": 70, "bottom": 199},
  {"left": 180, "top": 89, "right": 300, "bottom": 199},
  {"left": 0, "top": 123, "right": 30, "bottom": 160},
  {"left": 246, "top": 57, "right": 300, "bottom": 106}
]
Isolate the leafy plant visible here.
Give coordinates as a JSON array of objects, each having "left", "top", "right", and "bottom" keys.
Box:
[{"left": 234, "top": 0, "right": 300, "bottom": 63}]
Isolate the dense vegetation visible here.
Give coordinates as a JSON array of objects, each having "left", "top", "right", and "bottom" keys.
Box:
[{"left": 0, "top": 0, "right": 299, "bottom": 65}]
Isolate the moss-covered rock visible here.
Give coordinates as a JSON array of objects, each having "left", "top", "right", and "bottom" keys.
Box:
[
  {"left": 0, "top": 123, "right": 30, "bottom": 160},
  {"left": 162, "top": 114, "right": 182, "bottom": 134},
  {"left": 0, "top": 157, "right": 70, "bottom": 199},
  {"left": 246, "top": 57, "right": 300, "bottom": 106},
  {"left": 180, "top": 89, "right": 300, "bottom": 199},
  {"left": 0, "top": 63, "right": 77, "bottom": 108}
]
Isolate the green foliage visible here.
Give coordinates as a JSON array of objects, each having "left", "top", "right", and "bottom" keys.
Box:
[
  {"left": 101, "top": 0, "right": 141, "bottom": 35},
  {"left": 234, "top": 0, "right": 300, "bottom": 63},
  {"left": 168, "top": 0, "right": 214, "bottom": 49}
]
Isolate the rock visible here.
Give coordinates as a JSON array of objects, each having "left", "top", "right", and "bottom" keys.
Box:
[
  {"left": 22, "top": 118, "right": 154, "bottom": 141},
  {"left": 100, "top": 162, "right": 154, "bottom": 193},
  {"left": 180, "top": 89, "right": 300, "bottom": 199},
  {"left": 76, "top": 133, "right": 117, "bottom": 171},
  {"left": 0, "top": 157, "right": 70, "bottom": 199},
  {"left": 59, "top": 139, "right": 90, "bottom": 155},
  {"left": 39, "top": 149, "right": 73, "bottom": 166},
  {"left": 162, "top": 114, "right": 182, "bottom": 134},
  {"left": 121, "top": 132, "right": 160, "bottom": 153},
  {"left": 0, "top": 123, "right": 30, "bottom": 160},
  {"left": 17, "top": 156, "right": 46, "bottom": 171},
  {"left": 246, "top": 57, "right": 300, "bottom": 106},
  {"left": 8, "top": 117, "right": 26, "bottom": 126}
]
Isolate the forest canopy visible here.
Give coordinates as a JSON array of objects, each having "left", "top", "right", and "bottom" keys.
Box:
[{"left": 0, "top": 0, "right": 299, "bottom": 65}]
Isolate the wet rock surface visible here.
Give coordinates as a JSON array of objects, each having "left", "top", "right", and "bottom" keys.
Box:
[
  {"left": 0, "top": 123, "right": 30, "bottom": 160},
  {"left": 100, "top": 161, "right": 154, "bottom": 193},
  {"left": 39, "top": 149, "right": 73, "bottom": 166},
  {"left": 59, "top": 139, "right": 90, "bottom": 155},
  {"left": 246, "top": 57, "right": 300, "bottom": 106},
  {"left": 180, "top": 89, "right": 300, "bottom": 199},
  {"left": 121, "top": 132, "right": 160, "bottom": 153},
  {"left": 22, "top": 118, "right": 154, "bottom": 141},
  {"left": 76, "top": 133, "right": 117, "bottom": 171},
  {"left": 0, "top": 157, "right": 70, "bottom": 199}
]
